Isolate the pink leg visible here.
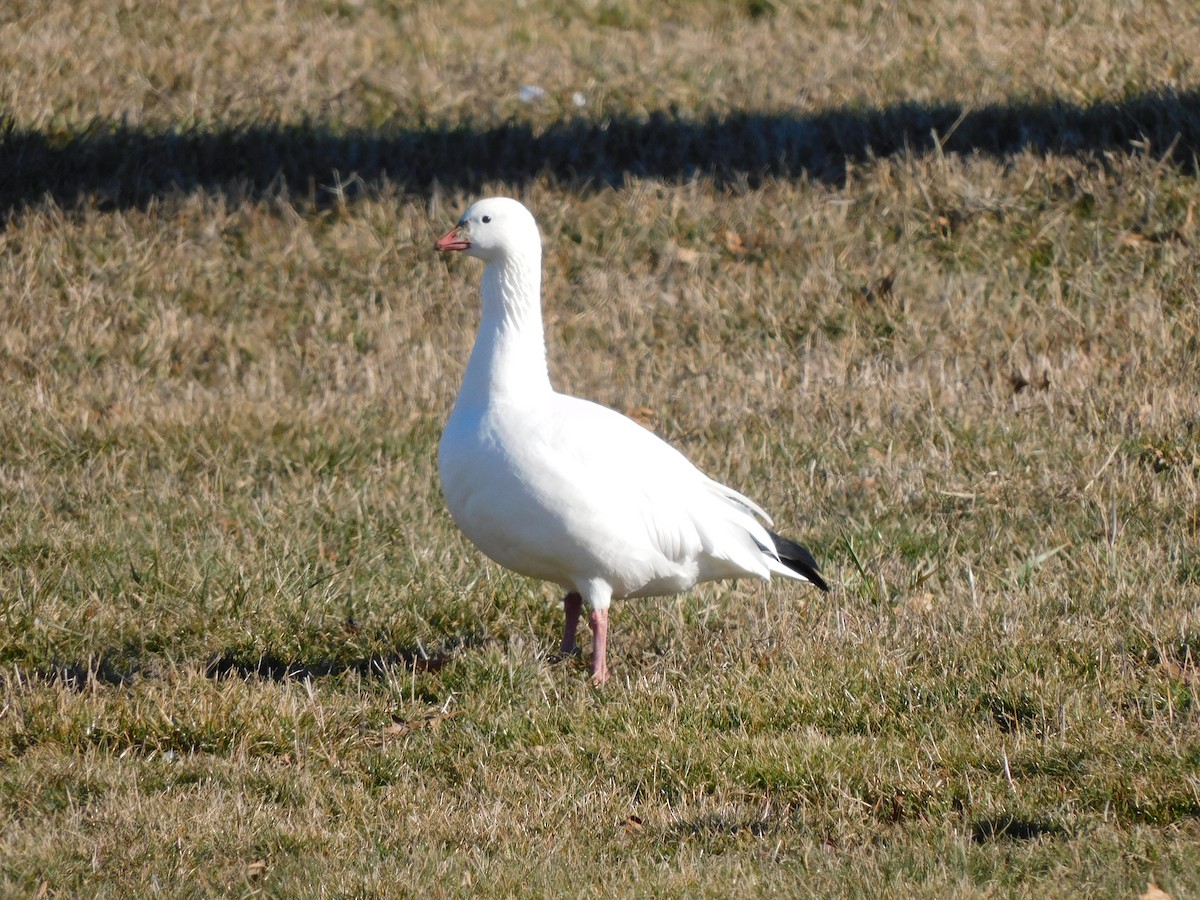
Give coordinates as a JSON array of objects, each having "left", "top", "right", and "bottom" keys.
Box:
[
  {"left": 590, "top": 608, "right": 609, "bottom": 685},
  {"left": 560, "top": 592, "right": 583, "bottom": 656}
]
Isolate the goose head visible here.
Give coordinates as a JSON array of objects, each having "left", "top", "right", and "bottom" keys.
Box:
[{"left": 434, "top": 197, "right": 541, "bottom": 264}]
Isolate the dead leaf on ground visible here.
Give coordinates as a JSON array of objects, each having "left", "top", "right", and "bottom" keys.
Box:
[
  {"left": 721, "top": 229, "right": 767, "bottom": 256},
  {"left": 622, "top": 814, "right": 644, "bottom": 834},
  {"left": 1155, "top": 659, "right": 1190, "bottom": 680},
  {"left": 384, "top": 710, "right": 458, "bottom": 737},
  {"left": 245, "top": 860, "right": 268, "bottom": 879},
  {"left": 903, "top": 592, "right": 935, "bottom": 614},
  {"left": 626, "top": 406, "right": 657, "bottom": 429}
]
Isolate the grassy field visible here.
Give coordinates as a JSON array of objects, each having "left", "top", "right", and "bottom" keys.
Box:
[{"left": 2, "top": 0, "right": 1200, "bottom": 895}]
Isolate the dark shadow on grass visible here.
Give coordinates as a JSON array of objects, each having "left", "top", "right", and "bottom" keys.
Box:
[
  {"left": 26, "top": 633, "right": 488, "bottom": 690},
  {"left": 3, "top": 87, "right": 1199, "bottom": 217},
  {"left": 203, "top": 631, "right": 490, "bottom": 682},
  {"left": 971, "top": 802, "right": 1200, "bottom": 840},
  {"left": 36, "top": 657, "right": 141, "bottom": 689},
  {"left": 971, "top": 815, "right": 1067, "bottom": 843}
]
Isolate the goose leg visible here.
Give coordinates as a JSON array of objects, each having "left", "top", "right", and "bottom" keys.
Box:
[
  {"left": 561, "top": 592, "right": 583, "bottom": 656},
  {"left": 589, "top": 608, "right": 609, "bottom": 684}
]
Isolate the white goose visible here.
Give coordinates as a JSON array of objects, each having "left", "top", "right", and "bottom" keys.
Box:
[{"left": 435, "top": 197, "right": 828, "bottom": 684}]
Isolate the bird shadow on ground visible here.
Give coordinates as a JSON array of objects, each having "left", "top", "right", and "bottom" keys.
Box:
[
  {"left": 3, "top": 87, "right": 1198, "bottom": 218},
  {"left": 201, "top": 632, "right": 490, "bottom": 682},
  {"left": 26, "top": 632, "right": 492, "bottom": 690}
]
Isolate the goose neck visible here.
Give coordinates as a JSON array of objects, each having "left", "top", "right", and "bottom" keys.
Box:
[{"left": 461, "top": 253, "right": 551, "bottom": 402}]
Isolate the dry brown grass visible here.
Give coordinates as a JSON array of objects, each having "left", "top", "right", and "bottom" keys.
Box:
[{"left": 2, "top": 0, "right": 1200, "bottom": 896}]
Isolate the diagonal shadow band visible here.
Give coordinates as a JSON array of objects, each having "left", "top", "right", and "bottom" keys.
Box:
[{"left": 2, "top": 87, "right": 1198, "bottom": 216}]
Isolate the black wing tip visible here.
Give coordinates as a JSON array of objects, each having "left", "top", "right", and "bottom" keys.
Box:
[{"left": 769, "top": 531, "right": 831, "bottom": 593}]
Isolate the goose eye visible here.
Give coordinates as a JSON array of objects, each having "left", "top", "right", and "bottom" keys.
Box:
[{"left": 481, "top": 215, "right": 492, "bottom": 224}]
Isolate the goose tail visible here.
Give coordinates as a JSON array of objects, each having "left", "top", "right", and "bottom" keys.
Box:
[{"left": 767, "top": 531, "right": 829, "bottom": 592}]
